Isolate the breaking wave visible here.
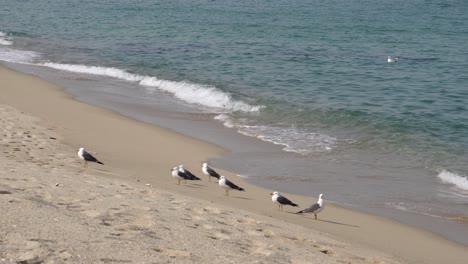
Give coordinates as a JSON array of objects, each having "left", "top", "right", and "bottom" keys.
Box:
[
  {"left": 438, "top": 170, "right": 468, "bottom": 191},
  {"left": 40, "top": 63, "right": 263, "bottom": 113},
  {"left": 42, "top": 63, "right": 145, "bottom": 82},
  {"left": 0, "top": 31, "right": 13, "bottom": 45}
]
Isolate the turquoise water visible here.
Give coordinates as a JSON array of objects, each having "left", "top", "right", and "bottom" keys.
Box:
[{"left": 2, "top": 0, "right": 468, "bottom": 244}]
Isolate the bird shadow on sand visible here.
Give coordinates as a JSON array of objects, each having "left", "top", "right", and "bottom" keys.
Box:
[
  {"left": 228, "top": 196, "right": 254, "bottom": 200},
  {"left": 318, "top": 219, "right": 360, "bottom": 228},
  {"left": 182, "top": 185, "right": 204, "bottom": 189},
  {"left": 93, "top": 168, "right": 112, "bottom": 173},
  {"left": 287, "top": 213, "right": 360, "bottom": 228}
]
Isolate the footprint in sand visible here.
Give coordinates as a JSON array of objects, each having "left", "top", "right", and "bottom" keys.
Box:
[
  {"left": 208, "top": 231, "right": 230, "bottom": 240},
  {"left": 81, "top": 210, "right": 101, "bottom": 218},
  {"left": 192, "top": 215, "right": 205, "bottom": 221},
  {"left": 202, "top": 224, "right": 214, "bottom": 230},
  {"left": 318, "top": 249, "right": 335, "bottom": 256},
  {"left": 249, "top": 240, "right": 275, "bottom": 256},
  {"left": 245, "top": 228, "right": 275, "bottom": 238},
  {"left": 153, "top": 248, "right": 191, "bottom": 258},
  {"left": 15, "top": 240, "right": 52, "bottom": 264},
  {"left": 202, "top": 206, "right": 222, "bottom": 215}
]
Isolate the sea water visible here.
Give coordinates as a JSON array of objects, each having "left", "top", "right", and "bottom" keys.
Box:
[{"left": 1, "top": 0, "right": 468, "bottom": 244}]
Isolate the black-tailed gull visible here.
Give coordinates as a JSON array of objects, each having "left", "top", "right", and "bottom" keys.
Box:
[
  {"left": 172, "top": 166, "right": 189, "bottom": 185},
  {"left": 296, "top": 194, "right": 324, "bottom": 220},
  {"left": 77, "top": 147, "right": 103, "bottom": 172},
  {"left": 202, "top": 163, "right": 221, "bottom": 182},
  {"left": 271, "top": 191, "right": 298, "bottom": 211},
  {"left": 218, "top": 175, "right": 244, "bottom": 196},
  {"left": 179, "top": 165, "right": 201, "bottom": 181}
]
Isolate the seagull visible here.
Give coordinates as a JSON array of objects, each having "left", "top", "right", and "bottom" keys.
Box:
[
  {"left": 77, "top": 147, "right": 103, "bottom": 172},
  {"left": 179, "top": 165, "right": 201, "bottom": 181},
  {"left": 202, "top": 163, "right": 221, "bottom": 182},
  {"left": 218, "top": 175, "right": 245, "bottom": 196},
  {"left": 296, "top": 194, "right": 324, "bottom": 220},
  {"left": 387, "top": 56, "right": 399, "bottom": 63},
  {"left": 271, "top": 191, "right": 298, "bottom": 211},
  {"left": 172, "top": 166, "right": 189, "bottom": 185}
]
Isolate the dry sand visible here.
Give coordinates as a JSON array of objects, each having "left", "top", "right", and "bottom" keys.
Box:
[{"left": 1, "top": 64, "right": 467, "bottom": 263}]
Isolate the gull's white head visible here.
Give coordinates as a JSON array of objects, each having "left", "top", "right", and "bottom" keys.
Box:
[
  {"left": 271, "top": 191, "right": 279, "bottom": 196},
  {"left": 202, "top": 163, "right": 207, "bottom": 167},
  {"left": 78, "top": 148, "right": 85, "bottom": 157},
  {"left": 220, "top": 175, "right": 226, "bottom": 180},
  {"left": 319, "top": 194, "right": 324, "bottom": 199},
  {"left": 78, "top": 148, "right": 84, "bottom": 159}
]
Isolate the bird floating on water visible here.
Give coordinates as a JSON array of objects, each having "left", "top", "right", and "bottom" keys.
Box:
[{"left": 387, "top": 56, "right": 399, "bottom": 63}]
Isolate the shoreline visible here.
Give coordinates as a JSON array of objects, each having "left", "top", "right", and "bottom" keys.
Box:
[
  {"left": 1, "top": 64, "right": 468, "bottom": 263},
  {"left": 8, "top": 61, "right": 468, "bottom": 247}
]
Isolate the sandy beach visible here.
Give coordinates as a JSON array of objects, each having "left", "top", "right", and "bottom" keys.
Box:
[{"left": 1, "top": 64, "right": 468, "bottom": 263}]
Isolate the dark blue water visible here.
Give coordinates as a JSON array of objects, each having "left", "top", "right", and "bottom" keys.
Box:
[{"left": 2, "top": 0, "right": 468, "bottom": 245}]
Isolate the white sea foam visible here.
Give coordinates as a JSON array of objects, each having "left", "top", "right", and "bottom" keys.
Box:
[
  {"left": 385, "top": 202, "right": 443, "bottom": 218},
  {"left": 214, "top": 114, "right": 236, "bottom": 128},
  {"left": 42, "top": 62, "right": 145, "bottom": 82},
  {"left": 438, "top": 170, "right": 468, "bottom": 191},
  {"left": 385, "top": 202, "right": 411, "bottom": 212},
  {"left": 214, "top": 114, "right": 338, "bottom": 155},
  {"left": 0, "top": 32, "right": 13, "bottom": 45},
  {"left": 0, "top": 47, "right": 40, "bottom": 63},
  {"left": 0, "top": 39, "right": 13, "bottom": 46},
  {"left": 139, "top": 76, "right": 264, "bottom": 112}
]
